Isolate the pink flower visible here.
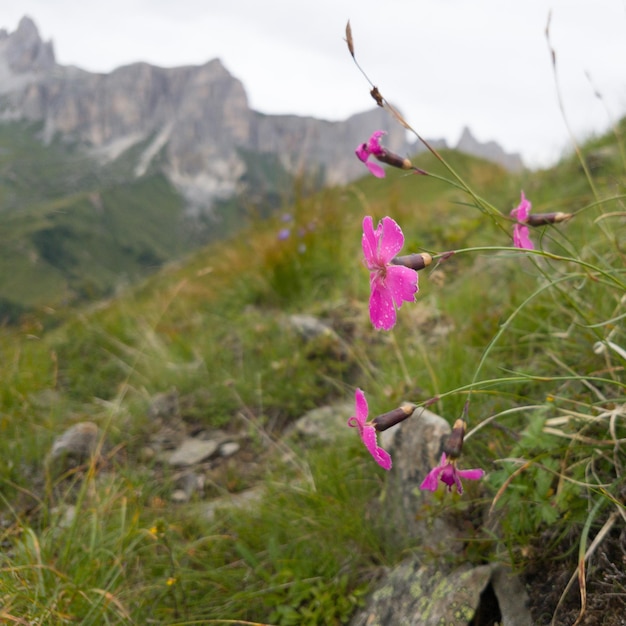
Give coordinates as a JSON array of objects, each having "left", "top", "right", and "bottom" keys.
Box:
[
  {"left": 355, "top": 130, "right": 386, "bottom": 178},
  {"left": 362, "top": 216, "right": 418, "bottom": 331},
  {"left": 510, "top": 191, "right": 534, "bottom": 250},
  {"left": 347, "top": 388, "right": 392, "bottom": 470},
  {"left": 420, "top": 452, "right": 484, "bottom": 495}
]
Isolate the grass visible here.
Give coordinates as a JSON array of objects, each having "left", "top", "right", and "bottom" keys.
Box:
[{"left": 0, "top": 114, "right": 625, "bottom": 624}]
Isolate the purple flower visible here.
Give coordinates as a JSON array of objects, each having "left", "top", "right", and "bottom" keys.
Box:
[
  {"left": 347, "top": 388, "right": 392, "bottom": 470},
  {"left": 510, "top": 191, "right": 534, "bottom": 250},
  {"left": 362, "top": 216, "right": 418, "bottom": 331},
  {"left": 356, "top": 130, "right": 423, "bottom": 178},
  {"left": 355, "top": 130, "right": 387, "bottom": 178},
  {"left": 277, "top": 228, "right": 291, "bottom": 241},
  {"left": 420, "top": 452, "right": 485, "bottom": 495}
]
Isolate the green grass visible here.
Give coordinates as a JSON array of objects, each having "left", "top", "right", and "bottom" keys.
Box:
[{"left": 0, "top": 117, "right": 624, "bottom": 623}]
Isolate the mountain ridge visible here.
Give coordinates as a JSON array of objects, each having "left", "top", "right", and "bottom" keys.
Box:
[{"left": 0, "top": 16, "right": 523, "bottom": 210}]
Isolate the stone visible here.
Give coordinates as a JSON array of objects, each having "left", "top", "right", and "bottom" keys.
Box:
[
  {"left": 349, "top": 561, "right": 533, "bottom": 626},
  {"left": 167, "top": 438, "right": 219, "bottom": 467},
  {"left": 379, "top": 407, "right": 456, "bottom": 544},
  {"left": 286, "top": 401, "right": 355, "bottom": 444},
  {"left": 170, "top": 489, "right": 189, "bottom": 504},
  {"left": 47, "top": 421, "right": 101, "bottom": 475},
  {"left": 202, "top": 486, "right": 266, "bottom": 521},
  {"left": 350, "top": 561, "right": 493, "bottom": 626},
  {"left": 219, "top": 442, "right": 240, "bottom": 458}
]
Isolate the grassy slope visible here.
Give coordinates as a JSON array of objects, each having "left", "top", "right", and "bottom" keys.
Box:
[{"left": 0, "top": 121, "right": 624, "bottom": 623}]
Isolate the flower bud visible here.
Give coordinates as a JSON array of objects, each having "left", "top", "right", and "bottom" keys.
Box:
[
  {"left": 391, "top": 253, "right": 432, "bottom": 271},
  {"left": 372, "top": 402, "right": 416, "bottom": 432},
  {"left": 443, "top": 418, "right": 466, "bottom": 459},
  {"left": 375, "top": 150, "right": 414, "bottom": 170},
  {"left": 526, "top": 212, "right": 572, "bottom": 227}
]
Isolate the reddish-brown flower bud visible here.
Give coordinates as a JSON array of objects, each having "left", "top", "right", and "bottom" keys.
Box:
[
  {"left": 372, "top": 402, "right": 416, "bottom": 432},
  {"left": 526, "top": 212, "right": 572, "bottom": 227},
  {"left": 443, "top": 418, "right": 466, "bottom": 459},
  {"left": 391, "top": 252, "right": 432, "bottom": 271},
  {"left": 375, "top": 150, "right": 414, "bottom": 170},
  {"left": 370, "top": 86, "right": 384, "bottom": 107}
]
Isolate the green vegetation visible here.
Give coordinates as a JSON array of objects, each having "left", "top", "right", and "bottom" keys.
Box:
[
  {"left": 0, "top": 117, "right": 624, "bottom": 624},
  {"left": 0, "top": 122, "right": 304, "bottom": 322}
]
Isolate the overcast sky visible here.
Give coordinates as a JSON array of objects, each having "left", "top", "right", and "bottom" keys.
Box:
[{"left": 2, "top": 0, "right": 626, "bottom": 167}]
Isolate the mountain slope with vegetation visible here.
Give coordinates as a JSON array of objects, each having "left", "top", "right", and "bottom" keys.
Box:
[{"left": 0, "top": 119, "right": 624, "bottom": 624}]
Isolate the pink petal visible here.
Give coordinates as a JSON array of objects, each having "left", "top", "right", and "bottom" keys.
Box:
[
  {"left": 420, "top": 466, "right": 443, "bottom": 491},
  {"left": 377, "top": 217, "right": 405, "bottom": 263},
  {"left": 457, "top": 467, "right": 485, "bottom": 482},
  {"left": 511, "top": 191, "right": 531, "bottom": 221},
  {"left": 354, "top": 388, "right": 368, "bottom": 425},
  {"left": 369, "top": 275, "right": 397, "bottom": 330},
  {"left": 362, "top": 216, "right": 378, "bottom": 266},
  {"left": 367, "top": 130, "right": 386, "bottom": 155},
  {"left": 373, "top": 446, "right": 392, "bottom": 470},
  {"left": 513, "top": 224, "right": 534, "bottom": 250},
  {"left": 361, "top": 423, "right": 392, "bottom": 470},
  {"left": 365, "top": 161, "right": 386, "bottom": 178},
  {"left": 385, "top": 265, "right": 418, "bottom": 309},
  {"left": 355, "top": 144, "right": 369, "bottom": 163}
]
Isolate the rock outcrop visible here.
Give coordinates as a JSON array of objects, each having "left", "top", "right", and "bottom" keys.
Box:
[{"left": 0, "top": 16, "right": 523, "bottom": 210}]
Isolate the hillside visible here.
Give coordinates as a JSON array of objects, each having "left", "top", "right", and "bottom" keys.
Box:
[{"left": 0, "top": 117, "right": 624, "bottom": 624}]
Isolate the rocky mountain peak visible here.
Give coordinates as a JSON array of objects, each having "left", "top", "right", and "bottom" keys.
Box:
[
  {"left": 1, "top": 15, "right": 55, "bottom": 74},
  {"left": 456, "top": 125, "right": 523, "bottom": 172},
  {"left": 0, "top": 15, "right": 524, "bottom": 210}
]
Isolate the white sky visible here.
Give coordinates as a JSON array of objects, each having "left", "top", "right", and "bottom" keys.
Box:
[{"left": 2, "top": 0, "right": 626, "bottom": 167}]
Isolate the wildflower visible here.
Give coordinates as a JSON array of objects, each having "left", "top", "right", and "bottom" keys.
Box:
[
  {"left": 347, "top": 388, "right": 392, "bottom": 470},
  {"left": 420, "top": 452, "right": 485, "bottom": 494},
  {"left": 420, "top": 419, "right": 484, "bottom": 494},
  {"left": 277, "top": 228, "right": 290, "bottom": 240},
  {"left": 362, "top": 216, "right": 418, "bottom": 331},
  {"left": 510, "top": 191, "right": 534, "bottom": 250},
  {"left": 355, "top": 130, "right": 387, "bottom": 178},
  {"left": 356, "top": 130, "right": 424, "bottom": 178}
]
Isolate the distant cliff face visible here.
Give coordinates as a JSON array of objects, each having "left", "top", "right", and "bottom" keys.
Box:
[{"left": 0, "top": 16, "right": 522, "bottom": 208}]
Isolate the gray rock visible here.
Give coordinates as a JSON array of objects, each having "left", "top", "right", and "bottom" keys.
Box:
[
  {"left": 170, "top": 489, "right": 189, "bottom": 504},
  {"left": 47, "top": 421, "right": 101, "bottom": 475},
  {"left": 350, "top": 561, "right": 492, "bottom": 626},
  {"left": 380, "top": 407, "right": 456, "bottom": 545},
  {"left": 286, "top": 401, "right": 355, "bottom": 444},
  {"left": 288, "top": 314, "right": 336, "bottom": 341},
  {"left": 350, "top": 561, "right": 532, "bottom": 626},
  {"left": 167, "top": 438, "right": 219, "bottom": 467},
  {"left": 202, "top": 486, "right": 266, "bottom": 521},
  {"left": 219, "top": 441, "right": 240, "bottom": 458}
]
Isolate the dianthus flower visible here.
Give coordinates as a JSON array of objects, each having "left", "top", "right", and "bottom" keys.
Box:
[
  {"left": 362, "top": 216, "right": 418, "bottom": 331},
  {"left": 355, "top": 130, "right": 387, "bottom": 178},
  {"left": 355, "top": 130, "right": 422, "bottom": 178},
  {"left": 419, "top": 452, "right": 485, "bottom": 495},
  {"left": 510, "top": 191, "right": 534, "bottom": 250},
  {"left": 347, "top": 388, "right": 392, "bottom": 470}
]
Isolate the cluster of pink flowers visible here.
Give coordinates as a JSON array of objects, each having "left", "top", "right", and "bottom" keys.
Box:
[{"left": 347, "top": 130, "right": 571, "bottom": 493}]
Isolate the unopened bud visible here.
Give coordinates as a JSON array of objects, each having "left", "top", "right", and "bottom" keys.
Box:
[
  {"left": 375, "top": 150, "right": 414, "bottom": 171},
  {"left": 391, "top": 253, "right": 433, "bottom": 271},
  {"left": 345, "top": 21, "right": 355, "bottom": 58},
  {"left": 370, "top": 86, "right": 384, "bottom": 107},
  {"left": 443, "top": 418, "right": 466, "bottom": 459},
  {"left": 372, "top": 402, "right": 416, "bottom": 432},
  {"left": 527, "top": 212, "right": 572, "bottom": 227}
]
